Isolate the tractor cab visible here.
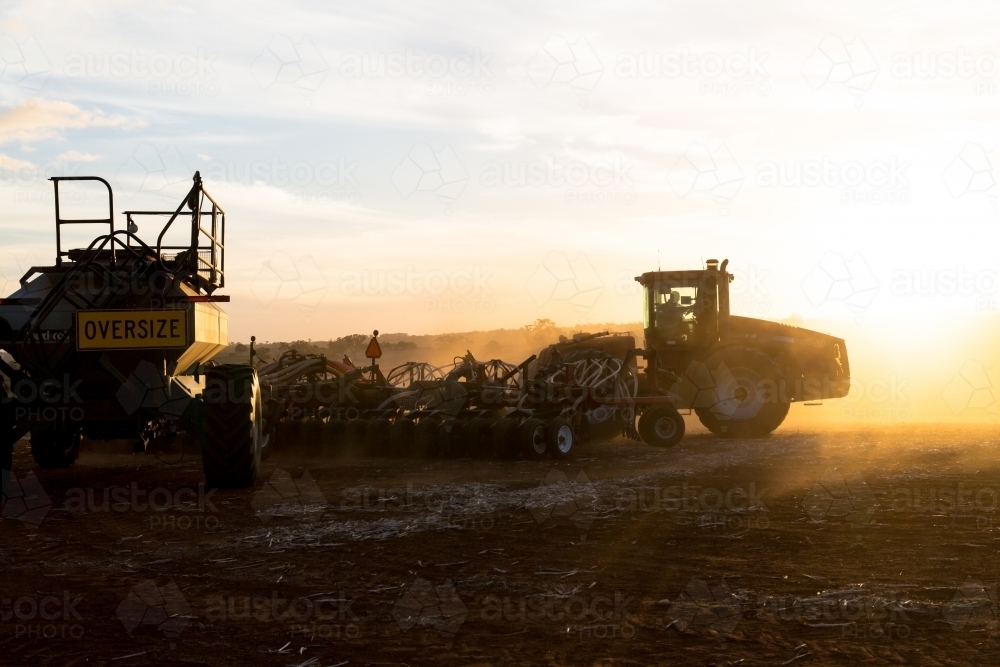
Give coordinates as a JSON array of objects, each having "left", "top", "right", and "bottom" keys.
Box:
[{"left": 637, "top": 258, "right": 731, "bottom": 353}]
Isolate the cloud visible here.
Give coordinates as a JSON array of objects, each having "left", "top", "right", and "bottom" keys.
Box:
[
  {"left": 0, "top": 98, "right": 142, "bottom": 145},
  {"left": 55, "top": 150, "right": 100, "bottom": 162},
  {"left": 0, "top": 152, "right": 34, "bottom": 170}
]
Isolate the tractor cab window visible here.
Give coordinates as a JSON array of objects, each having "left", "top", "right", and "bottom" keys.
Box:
[{"left": 647, "top": 283, "right": 699, "bottom": 343}]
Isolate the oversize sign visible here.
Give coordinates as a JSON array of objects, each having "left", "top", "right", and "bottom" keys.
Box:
[{"left": 76, "top": 310, "right": 187, "bottom": 350}]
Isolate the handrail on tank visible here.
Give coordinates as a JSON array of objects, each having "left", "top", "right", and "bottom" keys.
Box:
[
  {"left": 49, "top": 176, "right": 115, "bottom": 268},
  {"left": 138, "top": 171, "right": 225, "bottom": 289}
]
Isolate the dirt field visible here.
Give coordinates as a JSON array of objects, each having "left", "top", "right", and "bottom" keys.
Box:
[{"left": 3, "top": 417, "right": 1000, "bottom": 666}]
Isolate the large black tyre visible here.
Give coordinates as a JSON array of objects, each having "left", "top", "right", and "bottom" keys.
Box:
[
  {"left": 519, "top": 418, "right": 548, "bottom": 460},
  {"left": 694, "top": 347, "right": 790, "bottom": 438},
  {"left": 439, "top": 420, "right": 463, "bottom": 459},
  {"left": 274, "top": 420, "right": 300, "bottom": 452},
  {"left": 582, "top": 406, "right": 622, "bottom": 442},
  {"left": 343, "top": 420, "right": 368, "bottom": 457},
  {"left": 30, "top": 424, "right": 82, "bottom": 469},
  {"left": 462, "top": 418, "right": 492, "bottom": 459},
  {"left": 414, "top": 419, "right": 440, "bottom": 458},
  {"left": 201, "top": 365, "right": 262, "bottom": 489},
  {"left": 492, "top": 419, "right": 520, "bottom": 460},
  {"left": 389, "top": 419, "right": 415, "bottom": 458},
  {"left": 321, "top": 419, "right": 346, "bottom": 457},
  {"left": 1, "top": 437, "right": 11, "bottom": 475},
  {"left": 1, "top": 388, "right": 17, "bottom": 475},
  {"left": 638, "top": 406, "right": 685, "bottom": 447},
  {"left": 365, "top": 419, "right": 392, "bottom": 457},
  {"left": 546, "top": 418, "right": 574, "bottom": 459},
  {"left": 300, "top": 418, "right": 324, "bottom": 455}
]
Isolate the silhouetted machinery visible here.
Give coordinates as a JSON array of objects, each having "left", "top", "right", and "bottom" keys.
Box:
[
  {"left": 1, "top": 181, "right": 851, "bottom": 490},
  {"left": 1, "top": 172, "right": 264, "bottom": 489}
]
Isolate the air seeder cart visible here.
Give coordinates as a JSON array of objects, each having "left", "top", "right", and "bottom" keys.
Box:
[{"left": 1, "top": 172, "right": 263, "bottom": 489}]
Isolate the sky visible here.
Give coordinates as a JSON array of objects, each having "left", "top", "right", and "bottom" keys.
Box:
[{"left": 1, "top": 0, "right": 999, "bottom": 421}]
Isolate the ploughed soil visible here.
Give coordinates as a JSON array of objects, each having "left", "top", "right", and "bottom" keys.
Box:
[{"left": 3, "top": 417, "right": 1000, "bottom": 666}]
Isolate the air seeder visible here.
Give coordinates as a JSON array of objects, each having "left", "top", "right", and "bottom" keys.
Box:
[{"left": 0, "top": 172, "right": 263, "bottom": 489}]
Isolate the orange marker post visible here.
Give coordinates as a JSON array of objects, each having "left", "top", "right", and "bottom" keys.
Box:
[{"left": 366, "top": 330, "right": 382, "bottom": 383}]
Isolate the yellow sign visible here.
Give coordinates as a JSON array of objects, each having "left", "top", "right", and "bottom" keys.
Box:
[{"left": 77, "top": 310, "right": 187, "bottom": 350}]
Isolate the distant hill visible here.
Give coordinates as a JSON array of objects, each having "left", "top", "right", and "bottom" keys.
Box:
[{"left": 215, "top": 318, "right": 643, "bottom": 369}]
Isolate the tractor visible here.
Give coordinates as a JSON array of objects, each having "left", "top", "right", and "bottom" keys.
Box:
[
  {"left": 537, "top": 259, "right": 850, "bottom": 442},
  {"left": 1, "top": 172, "right": 264, "bottom": 491}
]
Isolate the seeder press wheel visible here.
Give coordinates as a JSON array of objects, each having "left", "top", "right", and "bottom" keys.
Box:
[{"left": 268, "top": 413, "right": 577, "bottom": 461}]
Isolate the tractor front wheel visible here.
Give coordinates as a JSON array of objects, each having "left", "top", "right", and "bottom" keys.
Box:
[{"left": 637, "top": 406, "right": 685, "bottom": 447}]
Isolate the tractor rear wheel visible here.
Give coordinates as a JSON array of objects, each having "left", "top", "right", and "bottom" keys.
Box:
[
  {"left": 694, "top": 347, "right": 790, "bottom": 438},
  {"left": 30, "top": 424, "right": 81, "bottom": 469},
  {"left": 201, "top": 365, "right": 262, "bottom": 488}
]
